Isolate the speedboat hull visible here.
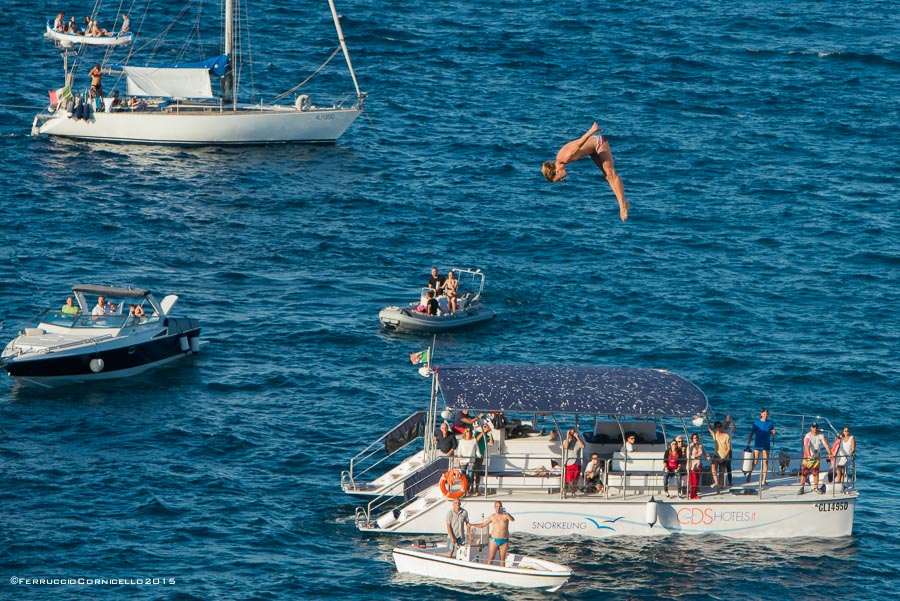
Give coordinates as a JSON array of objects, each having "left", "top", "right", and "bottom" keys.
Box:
[
  {"left": 2, "top": 317, "right": 201, "bottom": 387},
  {"left": 379, "top": 305, "right": 495, "bottom": 333},
  {"left": 392, "top": 544, "right": 572, "bottom": 592}
]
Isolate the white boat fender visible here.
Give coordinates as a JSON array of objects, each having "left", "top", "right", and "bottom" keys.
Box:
[
  {"left": 89, "top": 358, "right": 104, "bottom": 373},
  {"left": 295, "top": 94, "right": 311, "bottom": 111},
  {"left": 189, "top": 337, "right": 201, "bottom": 353},
  {"left": 179, "top": 336, "right": 189, "bottom": 352},
  {"left": 645, "top": 496, "right": 658, "bottom": 527},
  {"left": 742, "top": 448, "right": 754, "bottom": 474}
]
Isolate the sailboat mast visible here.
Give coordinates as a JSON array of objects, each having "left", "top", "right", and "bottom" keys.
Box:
[
  {"left": 223, "top": 0, "right": 236, "bottom": 105},
  {"left": 328, "top": 0, "right": 362, "bottom": 102}
]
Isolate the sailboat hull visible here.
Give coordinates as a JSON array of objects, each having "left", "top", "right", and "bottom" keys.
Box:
[{"left": 35, "top": 105, "right": 362, "bottom": 145}]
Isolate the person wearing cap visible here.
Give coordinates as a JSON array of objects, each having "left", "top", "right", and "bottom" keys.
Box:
[{"left": 799, "top": 422, "right": 832, "bottom": 495}]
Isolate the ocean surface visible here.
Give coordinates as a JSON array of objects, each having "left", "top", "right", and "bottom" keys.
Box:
[{"left": 0, "top": 0, "right": 898, "bottom": 599}]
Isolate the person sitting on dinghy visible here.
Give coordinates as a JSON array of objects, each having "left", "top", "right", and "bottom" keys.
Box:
[
  {"left": 423, "top": 290, "right": 440, "bottom": 316},
  {"left": 67, "top": 16, "right": 81, "bottom": 34},
  {"left": 54, "top": 13, "right": 66, "bottom": 32},
  {"left": 119, "top": 14, "right": 130, "bottom": 35}
]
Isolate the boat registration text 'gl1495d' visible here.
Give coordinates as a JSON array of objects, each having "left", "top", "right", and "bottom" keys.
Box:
[{"left": 816, "top": 501, "right": 849, "bottom": 512}]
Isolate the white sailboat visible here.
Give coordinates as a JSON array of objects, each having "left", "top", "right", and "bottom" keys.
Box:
[{"left": 32, "top": 0, "right": 365, "bottom": 145}]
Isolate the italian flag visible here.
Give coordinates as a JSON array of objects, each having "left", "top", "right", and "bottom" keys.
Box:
[{"left": 409, "top": 348, "right": 430, "bottom": 365}]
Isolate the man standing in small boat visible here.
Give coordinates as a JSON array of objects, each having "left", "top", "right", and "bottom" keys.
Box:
[
  {"left": 470, "top": 501, "right": 515, "bottom": 566},
  {"left": 445, "top": 498, "right": 469, "bottom": 557},
  {"left": 542, "top": 122, "right": 629, "bottom": 221}
]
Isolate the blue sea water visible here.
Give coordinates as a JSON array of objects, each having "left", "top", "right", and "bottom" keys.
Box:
[{"left": 0, "top": 0, "right": 898, "bottom": 599}]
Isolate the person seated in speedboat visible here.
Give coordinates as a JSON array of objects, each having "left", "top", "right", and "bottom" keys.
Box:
[
  {"left": 92, "top": 296, "right": 107, "bottom": 317},
  {"left": 61, "top": 296, "right": 79, "bottom": 315}
]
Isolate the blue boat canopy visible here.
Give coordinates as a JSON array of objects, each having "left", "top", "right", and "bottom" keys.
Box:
[
  {"left": 435, "top": 365, "right": 708, "bottom": 417},
  {"left": 111, "top": 55, "right": 230, "bottom": 77}
]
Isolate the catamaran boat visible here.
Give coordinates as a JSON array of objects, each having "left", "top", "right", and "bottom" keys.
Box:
[
  {"left": 393, "top": 533, "right": 573, "bottom": 592},
  {"left": 378, "top": 269, "right": 495, "bottom": 333},
  {"left": 1, "top": 284, "right": 203, "bottom": 387},
  {"left": 32, "top": 0, "right": 364, "bottom": 145},
  {"left": 351, "top": 365, "right": 858, "bottom": 539}
]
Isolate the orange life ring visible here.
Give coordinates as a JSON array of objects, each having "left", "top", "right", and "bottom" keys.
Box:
[{"left": 439, "top": 469, "right": 468, "bottom": 499}]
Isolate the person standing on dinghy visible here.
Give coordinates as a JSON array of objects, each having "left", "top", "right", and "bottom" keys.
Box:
[
  {"left": 445, "top": 498, "right": 470, "bottom": 557},
  {"left": 470, "top": 501, "right": 515, "bottom": 566}
]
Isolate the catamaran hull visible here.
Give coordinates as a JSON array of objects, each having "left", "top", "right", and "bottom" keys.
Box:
[
  {"left": 379, "top": 305, "right": 496, "bottom": 333},
  {"left": 2, "top": 321, "right": 201, "bottom": 386},
  {"left": 368, "top": 494, "right": 856, "bottom": 539},
  {"left": 34, "top": 107, "right": 361, "bottom": 145}
]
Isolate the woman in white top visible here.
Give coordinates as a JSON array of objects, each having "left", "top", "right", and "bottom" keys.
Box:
[
  {"left": 833, "top": 427, "right": 856, "bottom": 488},
  {"left": 455, "top": 427, "right": 481, "bottom": 492}
]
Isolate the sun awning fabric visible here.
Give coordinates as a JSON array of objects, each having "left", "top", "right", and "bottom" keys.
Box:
[
  {"left": 123, "top": 66, "right": 213, "bottom": 98},
  {"left": 73, "top": 285, "right": 150, "bottom": 298},
  {"left": 435, "top": 365, "right": 708, "bottom": 417}
]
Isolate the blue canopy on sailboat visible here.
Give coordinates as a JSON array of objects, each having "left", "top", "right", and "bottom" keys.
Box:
[
  {"left": 435, "top": 365, "right": 708, "bottom": 417},
  {"left": 111, "top": 55, "right": 230, "bottom": 77}
]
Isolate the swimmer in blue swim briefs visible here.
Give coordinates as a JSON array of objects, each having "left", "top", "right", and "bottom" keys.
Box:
[
  {"left": 470, "top": 501, "right": 515, "bottom": 566},
  {"left": 542, "top": 121, "right": 629, "bottom": 222}
]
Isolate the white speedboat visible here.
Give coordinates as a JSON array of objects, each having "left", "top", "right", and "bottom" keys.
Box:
[
  {"left": 353, "top": 365, "right": 858, "bottom": 539},
  {"left": 1, "top": 284, "right": 202, "bottom": 387},
  {"left": 393, "top": 540, "right": 572, "bottom": 592},
  {"left": 32, "top": 0, "right": 364, "bottom": 145},
  {"left": 379, "top": 269, "right": 495, "bottom": 333}
]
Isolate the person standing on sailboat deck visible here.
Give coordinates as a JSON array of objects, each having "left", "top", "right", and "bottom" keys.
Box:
[
  {"left": 89, "top": 63, "right": 104, "bottom": 99},
  {"left": 542, "top": 122, "right": 630, "bottom": 222}
]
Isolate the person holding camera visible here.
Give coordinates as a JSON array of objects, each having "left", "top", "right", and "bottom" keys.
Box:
[{"left": 470, "top": 501, "right": 515, "bottom": 566}]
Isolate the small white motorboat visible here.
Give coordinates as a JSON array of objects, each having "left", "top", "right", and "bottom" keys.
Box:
[
  {"left": 392, "top": 540, "right": 573, "bottom": 592},
  {"left": 379, "top": 268, "right": 495, "bottom": 333}
]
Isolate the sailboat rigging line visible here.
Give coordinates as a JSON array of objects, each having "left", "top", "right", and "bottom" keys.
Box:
[{"left": 272, "top": 47, "right": 342, "bottom": 103}]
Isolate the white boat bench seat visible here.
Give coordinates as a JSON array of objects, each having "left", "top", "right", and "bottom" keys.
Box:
[
  {"left": 605, "top": 451, "right": 666, "bottom": 491},
  {"left": 484, "top": 469, "right": 563, "bottom": 489}
]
